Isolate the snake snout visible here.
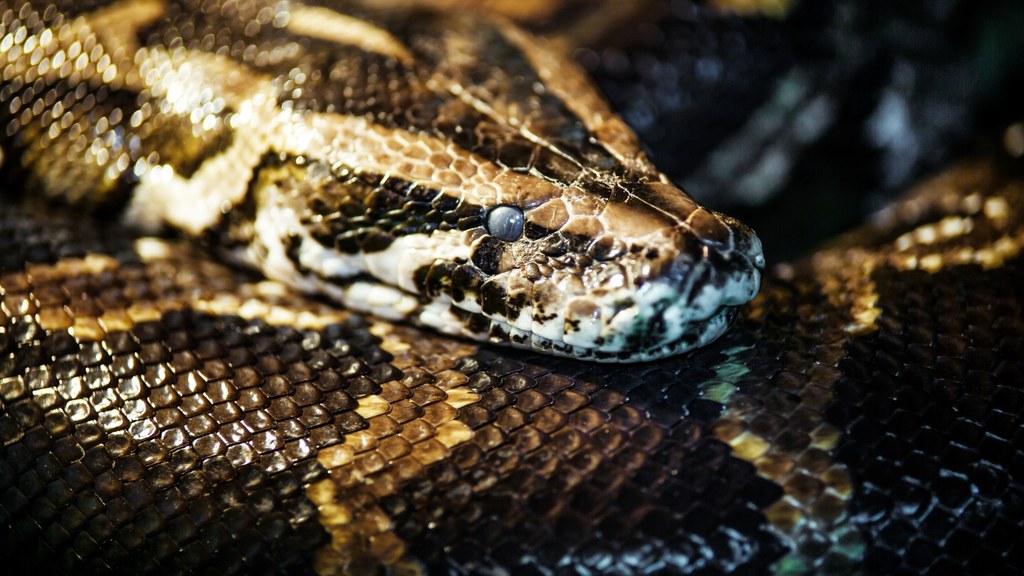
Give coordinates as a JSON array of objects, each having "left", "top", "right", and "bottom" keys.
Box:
[
  {"left": 655, "top": 209, "right": 764, "bottom": 318},
  {"left": 723, "top": 214, "right": 766, "bottom": 271}
]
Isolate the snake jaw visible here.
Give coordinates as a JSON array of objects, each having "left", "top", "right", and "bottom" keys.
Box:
[
  {"left": 558, "top": 248, "right": 762, "bottom": 362},
  {"left": 419, "top": 202, "right": 765, "bottom": 362}
]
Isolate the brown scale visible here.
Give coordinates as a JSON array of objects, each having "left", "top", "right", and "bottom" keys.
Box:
[
  {"left": 135, "top": 0, "right": 622, "bottom": 187},
  {"left": 3, "top": 158, "right": 1024, "bottom": 574}
]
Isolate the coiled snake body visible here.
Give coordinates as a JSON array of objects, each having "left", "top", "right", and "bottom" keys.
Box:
[{"left": 1, "top": 1, "right": 1023, "bottom": 574}]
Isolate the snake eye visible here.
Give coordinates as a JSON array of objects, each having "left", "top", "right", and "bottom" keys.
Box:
[{"left": 486, "top": 205, "right": 525, "bottom": 242}]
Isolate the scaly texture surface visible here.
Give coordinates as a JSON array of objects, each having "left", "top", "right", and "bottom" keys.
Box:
[
  {"left": 3, "top": 159, "right": 1023, "bottom": 574},
  {"left": 2, "top": 0, "right": 1024, "bottom": 574},
  {"left": 0, "top": 0, "right": 765, "bottom": 362}
]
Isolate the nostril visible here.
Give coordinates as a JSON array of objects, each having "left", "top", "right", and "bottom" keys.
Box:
[
  {"left": 714, "top": 214, "right": 764, "bottom": 268},
  {"left": 685, "top": 212, "right": 765, "bottom": 272},
  {"left": 752, "top": 248, "right": 766, "bottom": 269},
  {"left": 739, "top": 228, "right": 765, "bottom": 269}
]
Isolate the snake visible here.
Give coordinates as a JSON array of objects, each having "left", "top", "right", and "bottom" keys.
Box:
[
  {"left": 1, "top": 0, "right": 1022, "bottom": 574},
  {"left": 0, "top": 0, "right": 766, "bottom": 364}
]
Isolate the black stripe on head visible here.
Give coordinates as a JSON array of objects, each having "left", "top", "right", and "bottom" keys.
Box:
[
  {"left": 411, "top": 244, "right": 538, "bottom": 322},
  {"left": 246, "top": 153, "right": 488, "bottom": 255},
  {"left": 479, "top": 279, "right": 510, "bottom": 316},
  {"left": 449, "top": 305, "right": 493, "bottom": 336}
]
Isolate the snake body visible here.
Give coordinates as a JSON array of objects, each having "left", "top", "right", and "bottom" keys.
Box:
[{"left": 2, "top": 1, "right": 1024, "bottom": 574}]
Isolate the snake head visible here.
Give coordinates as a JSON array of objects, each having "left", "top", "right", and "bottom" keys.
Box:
[
  {"left": 439, "top": 179, "right": 765, "bottom": 362},
  {"left": 208, "top": 5, "right": 763, "bottom": 361}
]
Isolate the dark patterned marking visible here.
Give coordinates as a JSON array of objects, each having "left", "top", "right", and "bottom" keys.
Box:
[
  {"left": 470, "top": 236, "right": 506, "bottom": 275},
  {"left": 240, "top": 153, "right": 490, "bottom": 256},
  {"left": 835, "top": 258, "right": 1024, "bottom": 575}
]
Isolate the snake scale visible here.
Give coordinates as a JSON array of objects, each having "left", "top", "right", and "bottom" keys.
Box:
[{"left": 2, "top": 0, "right": 1023, "bottom": 574}]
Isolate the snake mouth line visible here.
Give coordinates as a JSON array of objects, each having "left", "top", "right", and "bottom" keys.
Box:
[
  {"left": 439, "top": 250, "right": 763, "bottom": 362},
  {"left": 481, "top": 303, "right": 740, "bottom": 362}
]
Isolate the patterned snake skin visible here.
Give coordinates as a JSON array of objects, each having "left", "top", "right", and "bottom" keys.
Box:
[
  {"left": 0, "top": 0, "right": 766, "bottom": 363},
  {"left": 2, "top": 0, "right": 1024, "bottom": 574}
]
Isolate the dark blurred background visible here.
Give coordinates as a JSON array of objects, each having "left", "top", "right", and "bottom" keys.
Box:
[{"left": 578, "top": 0, "right": 1024, "bottom": 262}]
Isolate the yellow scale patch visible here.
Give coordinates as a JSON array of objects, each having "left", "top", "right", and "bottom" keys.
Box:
[
  {"left": 809, "top": 164, "right": 1024, "bottom": 336},
  {"left": 710, "top": 0, "right": 795, "bottom": 18},
  {"left": 714, "top": 160, "right": 1024, "bottom": 572},
  {"left": 308, "top": 331, "right": 483, "bottom": 576}
]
